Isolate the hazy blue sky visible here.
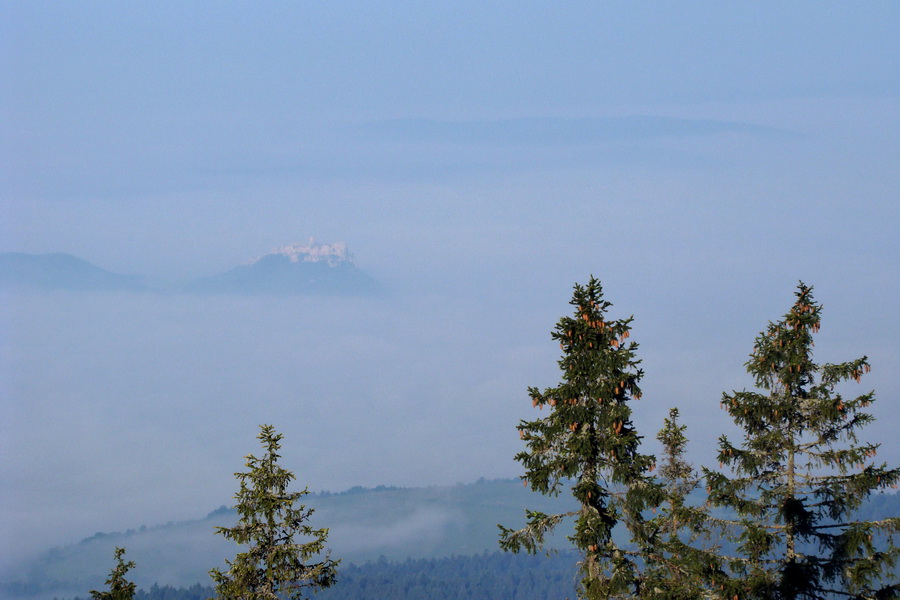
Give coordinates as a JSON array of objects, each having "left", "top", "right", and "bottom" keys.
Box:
[{"left": 1, "top": 1, "right": 898, "bottom": 569}]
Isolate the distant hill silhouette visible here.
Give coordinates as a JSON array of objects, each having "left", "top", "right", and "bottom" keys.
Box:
[
  {"left": 1, "top": 242, "right": 379, "bottom": 296},
  {"left": 0, "top": 253, "right": 145, "bottom": 291},
  {"left": 185, "top": 241, "right": 379, "bottom": 295}
]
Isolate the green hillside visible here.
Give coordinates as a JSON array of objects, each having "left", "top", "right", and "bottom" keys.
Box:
[
  {"left": 5, "top": 478, "right": 896, "bottom": 600},
  {"left": 1, "top": 479, "right": 577, "bottom": 599}
]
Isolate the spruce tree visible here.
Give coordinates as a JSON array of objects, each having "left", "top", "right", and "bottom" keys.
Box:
[
  {"left": 705, "top": 283, "right": 900, "bottom": 599},
  {"left": 498, "top": 277, "right": 658, "bottom": 599},
  {"left": 90, "top": 547, "right": 136, "bottom": 600},
  {"left": 639, "top": 409, "right": 731, "bottom": 600},
  {"left": 210, "top": 424, "right": 339, "bottom": 600}
]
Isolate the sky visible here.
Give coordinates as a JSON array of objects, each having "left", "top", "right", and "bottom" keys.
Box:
[{"left": 1, "top": 1, "right": 898, "bottom": 571}]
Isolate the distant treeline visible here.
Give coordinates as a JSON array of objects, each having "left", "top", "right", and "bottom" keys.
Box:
[{"left": 67, "top": 550, "right": 580, "bottom": 600}]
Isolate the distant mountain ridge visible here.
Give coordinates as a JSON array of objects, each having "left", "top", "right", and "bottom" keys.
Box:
[
  {"left": 0, "top": 242, "right": 378, "bottom": 295},
  {"left": 0, "top": 252, "right": 145, "bottom": 291}
]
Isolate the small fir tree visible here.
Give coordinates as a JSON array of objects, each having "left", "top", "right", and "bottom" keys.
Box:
[
  {"left": 90, "top": 546, "right": 136, "bottom": 600},
  {"left": 210, "top": 424, "right": 339, "bottom": 600},
  {"left": 498, "top": 277, "right": 659, "bottom": 599},
  {"left": 639, "top": 409, "right": 731, "bottom": 600},
  {"left": 705, "top": 283, "right": 900, "bottom": 599}
]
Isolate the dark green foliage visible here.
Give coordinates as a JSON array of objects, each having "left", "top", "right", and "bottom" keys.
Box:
[
  {"left": 705, "top": 283, "right": 900, "bottom": 599},
  {"left": 316, "top": 552, "right": 581, "bottom": 600},
  {"left": 138, "top": 584, "right": 211, "bottom": 600},
  {"left": 209, "top": 425, "right": 339, "bottom": 600},
  {"left": 90, "top": 547, "right": 136, "bottom": 600},
  {"left": 74, "top": 584, "right": 212, "bottom": 600},
  {"left": 499, "top": 277, "right": 659, "bottom": 599},
  {"left": 74, "top": 551, "right": 581, "bottom": 600}
]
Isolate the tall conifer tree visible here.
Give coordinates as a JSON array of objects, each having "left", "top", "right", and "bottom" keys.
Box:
[
  {"left": 499, "top": 277, "right": 658, "bottom": 599},
  {"left": 705, "top": 283, "right": 899, "bottom": 599},
  {"left": 210, "top": 425, "right": 339, "bottom": 600}
]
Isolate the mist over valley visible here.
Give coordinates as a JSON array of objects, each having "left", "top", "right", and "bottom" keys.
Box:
[{"left": 2, "top": 2, "right": 898, "bottom": 597}]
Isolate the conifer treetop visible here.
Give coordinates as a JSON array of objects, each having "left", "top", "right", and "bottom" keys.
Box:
[
  {"left": 210, "top": 424, "right": 339, "bottom": 600},
  {"left": 500, "top": 277, "right": 659, "bottom": 599},
  {"left": 90, "top": 547, "right": 136, "bottom": 600},
  {"left": 705, "top": 282, "right": 900, "bottom": 599}
]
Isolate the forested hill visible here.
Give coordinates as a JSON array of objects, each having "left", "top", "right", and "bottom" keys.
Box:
[
  {"left": 4, "top": 480, "right": 897, "bottom": 600},
  {"left": 1, "top": 479, "right": 578, "bottom": 600},
  {"left": 68, "top": 551, "right": 583, "bottom": 600}
]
